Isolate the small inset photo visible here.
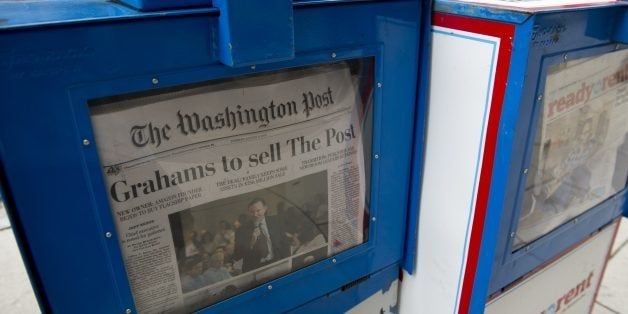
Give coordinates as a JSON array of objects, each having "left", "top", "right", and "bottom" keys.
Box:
[{"left": 168, "top": 171, "right": 329, "bottom": 294}]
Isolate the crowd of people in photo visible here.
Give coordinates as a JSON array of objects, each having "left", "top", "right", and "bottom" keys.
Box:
[
  {"left": 177, "top": 194, "right": 329, "bottom": 293},
  {"left": 179, "top": 219, "right": 239, "bottom": 293}
]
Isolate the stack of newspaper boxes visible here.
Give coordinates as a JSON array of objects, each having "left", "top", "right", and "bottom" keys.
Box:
[{"left": 3, "top": 0, "right": 624, "bottom": 312}]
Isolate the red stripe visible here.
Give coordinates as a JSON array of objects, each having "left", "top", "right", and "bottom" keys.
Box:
[
  {"left": 433, "top": 13, "right": 515, "bottom": 314},
  {"left": 589, "top": 218, "right": 621, "bottom": 313}
]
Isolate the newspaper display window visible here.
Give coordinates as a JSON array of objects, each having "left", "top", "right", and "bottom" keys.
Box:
[
  {"left": 88, "top": 59, "right": 374, "bottom": 313},
  {"left": 514, "top": 50, "right": 628, "bottom": 250}
]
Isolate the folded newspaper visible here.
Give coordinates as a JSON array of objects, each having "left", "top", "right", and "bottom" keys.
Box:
[
  {"left": 516, "top": 49, "right": 628, "bottom": 247},
  {"left": 90, "top": 63, "right": 369, "bottom": 313}
]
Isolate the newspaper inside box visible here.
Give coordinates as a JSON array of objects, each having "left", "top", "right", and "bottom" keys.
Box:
[
  {"left": 515, "top": 50, "right": 628, "bottom": 250},
  {"left": 88, "top": 59, "right": 374, "bottom": 313}
]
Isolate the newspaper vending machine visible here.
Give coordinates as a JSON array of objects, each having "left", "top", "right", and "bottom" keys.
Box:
[
  {"left": 0, "top": 0, "right": 428, "bottom": 313},
  {"left": 400, "top": 1, "right": 627, "bottom": 313}
]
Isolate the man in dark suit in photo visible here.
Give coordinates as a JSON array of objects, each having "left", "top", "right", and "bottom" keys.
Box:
[{"left": 234, "top": 198, "right": 289, "bottom": 273}]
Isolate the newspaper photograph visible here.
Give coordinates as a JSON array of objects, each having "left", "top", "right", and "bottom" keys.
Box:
[
  {"left": 88, "top": 60, "right": 373, "bottom": 313},
  {"left": 515, "top": 49, "right": 628, "bottom": 248}
]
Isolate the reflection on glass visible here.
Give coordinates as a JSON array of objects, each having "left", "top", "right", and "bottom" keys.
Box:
[
  {"left": 515, "top": 50, "right": 628, "bottom": 250},
  {"left": 170, "top": 172, "right": 329, "bottom": 309},
  {"left": 89, "top": 58, "right": 374, "bottom": 313}
]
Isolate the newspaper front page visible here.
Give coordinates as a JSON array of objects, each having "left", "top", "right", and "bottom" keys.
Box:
[
  {"left": 89, "top": 63, "right": 370, "bottom": 313},
  {"left": 516, "top": 50, "right": 628, "bottom": 247}
]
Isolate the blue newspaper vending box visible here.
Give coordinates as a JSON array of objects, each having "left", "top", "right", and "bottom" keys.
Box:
[
  {"left": 399, "top": 1, "right": 627, "bottom": 313},
  {"left": 0, "top": 1, "right": 428, "bottom": 313}
]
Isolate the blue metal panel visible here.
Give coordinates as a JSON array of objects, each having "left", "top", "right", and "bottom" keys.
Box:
[
  {"left": 402, "top": 0, "right": 430, "bottom": 274},
  {"left": 485, "top": 7, "right": 628, "bottom": 297},
  {"left": 287, "top": 263, "right": 400, "bottom": 313},
  {"left": 623, "top": 188, "right": 628, "bottom": 218},
  {"left": 0, "top": 1, "right": 422, "bottom": 313},
  {"left": 0, "top": 0, "right": 217, "bottom": 30},
  {"left": 213, "top": 0, "right": 295, "bottom": 67},
  {"left": 119, "top": 0, "right": 211, "bottom": 11},
  {"left": 612, "top": 7, "right": 628, "bottom": 43}
]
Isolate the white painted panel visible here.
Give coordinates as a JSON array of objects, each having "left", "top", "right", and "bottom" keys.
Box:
[
  {"left": 485, "top": 221, "right": 617, "bottom": 314},
  {"left": 399, "top": 27, "right": 500, "bottom": 313}
]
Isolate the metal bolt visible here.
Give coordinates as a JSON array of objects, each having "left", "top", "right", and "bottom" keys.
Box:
[
  {"left": 523, "top": 168, "right": 528, "bottom": 174},
  {"left": 510, "top": 232, "right": 515, "bottom": 238},
  {"left": 251, "top": 65, "right": 256, "bottom": 70},
  {"left": 82, "top": 139, "right": 91, "bottom": 146},
  {"left": 332, "top": 258, "right": 337, "bottom": 264},
  {"left": 267, "top": 285, "right": 272, "bottom": 290},
  {"left": 372, "top": 217, "right": 376, "bottom": 222},
  {"left": 374, "top": 154, "right": 379, "bottom": 159},
  {"left": 151, "top": 78, "right": 159, "bottom": 85},
  {"left": 331, "top": 52, "right": 337, "bottom": 58},
  {"left": 537, "top": 94, "right": 543, "bottom": 102},
  {"left": 377, "top": 82, "right": 382, "bottom": 88},
  {"left": 125, "top": 309, "right": 132, "bottom": 314},
  {"left": 105, "top": 232, "right": 112, "bottom": 238},
  {"left": 563, "top": 54, "right": 568, "bottom": 62}
]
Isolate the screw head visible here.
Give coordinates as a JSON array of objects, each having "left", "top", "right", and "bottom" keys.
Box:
[
  {"left": 331, "top": 52, "right": 337, "bottom": 58},
  {"left": 151, "top": 78, "right": 159, "bottom": 85},
  {"left": 267, "top": 285, "right": 272, "bottom": 290},
  {"left": 82, "top": 139, "right": 90, "bottom": 146},
  {"left": 125, "top": 309, "right": 132, "bottom": 314},
  {"left": 563, "top": 54, "right": 568, "bottom": 62},
  {"left": 105, "top": 232, "right": 113, "bottom": 238},
  {"left": 372, "top": 217, "right": 376, "bottom": 222},
  {"left": 523, "top": 168, "right": 529, "bottom": 174},
  {"left": 537, "top": 94, "right": 543, "bottom": 101},
  {"left": 510, "top": 232, "right": 515, "bottom": 238},
  {"left": 377, "top": 82, "right": 382, "bottom": 88},
  {"left": 332, "top": 258, "right": 337, "bottom": 263},
  {"left": 374, "top": 154, "right": 379, "bottom": 159},
  {"left": 250, "top": 65, "right": 256, "bottom": 70}
]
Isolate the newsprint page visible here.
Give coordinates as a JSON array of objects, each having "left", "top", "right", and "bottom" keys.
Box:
[
  {"left": 89, "top": 63, "right": 370, "bottom": 313},
  {"left": 516, "top": 49, "right": 628, "bottom": 248}
]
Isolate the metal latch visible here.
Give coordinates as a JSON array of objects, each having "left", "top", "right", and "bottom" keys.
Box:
[{"left": 213, "top": 0, "right": 295, "bottom": 67}]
